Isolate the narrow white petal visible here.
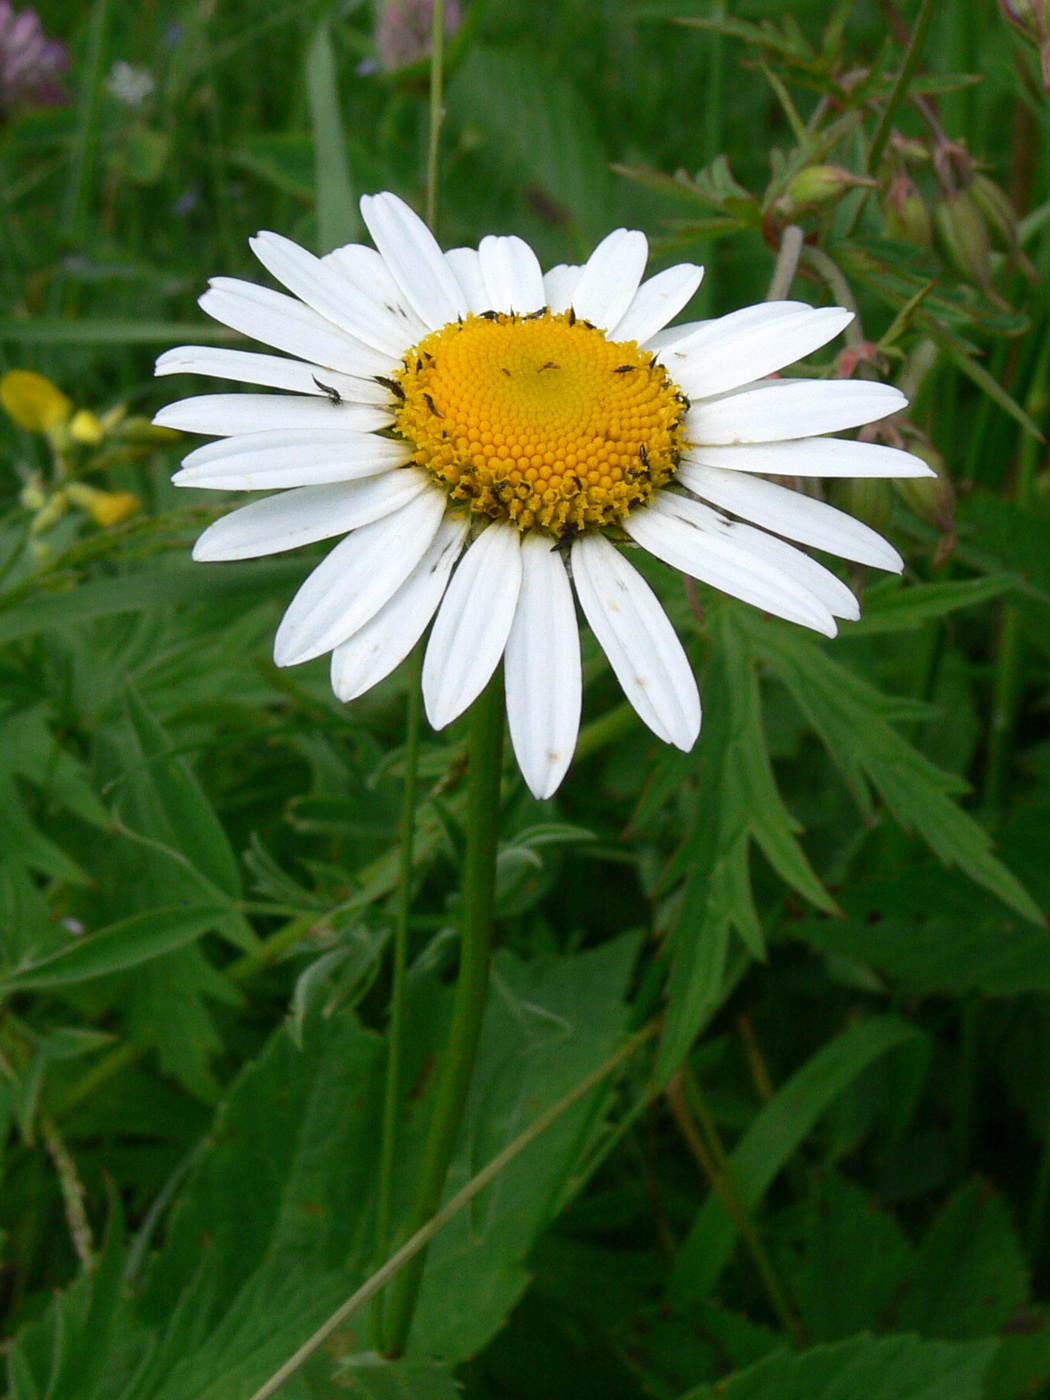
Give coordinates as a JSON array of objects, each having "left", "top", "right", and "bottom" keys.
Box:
[
  {"left": 250, "top": 231, "right": 415, "bottom": 358},
  {"left": 504, "top": 535, "right": 582, "bottom": 799},
  {"left": 274, "top": 486, "right": 447, "bottom": 666},
  {"left": 624, "top": 497, "right": 838, "bottom": 637},
  {"left": 571, "top": 533, "right": 700, "bottom": 750},
  {"left": 446, "top": 247, "right": 491, "bottom": 315},
  {"left": 360, "top": 191, "right": 468, "bottom": 329},
  {"left": 422, "top": 523, "right": 523, "bottom": 730},
  {"left": 200, "top": 279, "right": 391, "bottom": 378},
  {"left": 154, "top": 346, "right": 390, "bottom": 405},
  {"left": 331, "top": 514, "right": 468, "bottom": 702},
  {"left": 656, "top": 491, "right": 860, "bottom": 621},
  {"left": 323, "top": 241, "right": 430, "bottom": 342},
  {"left": 154, "top": 393, "right": 392, "bottom": 437},
  {"left": 682, "top": 436, "right": 934, "bottom": 478},
  {"left": 610, "top": 263, "right": 704, "bottom": 346},
  {"left": 687, "top": 379, "right": 907, "bottom": 445},
  {"left": 677, "top": 462, "right": 902, "bottom": 570},
  {"left": 172, "top": 429, "right": 411, "bottom": 490},
  {"left": 543, "top": 264, "right": 581, "bottom": 313},
  {"left": 192, "top": 469, "right": 429, "bottom": 561},
  {"left": 660, "top": 303, "right": 854, "bottom": 400},
  {"left": 570, "top": 229, "right": 649, "bottom": 330},
  {"left": 477, "top": 234, "right": 546, "bottom": 315},
  {"left": 645, "top": 319, "right": 708, "bottom": 352}
]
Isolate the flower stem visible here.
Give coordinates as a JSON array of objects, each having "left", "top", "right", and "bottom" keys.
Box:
[
  {"left": 372, "top": 642, "right": 424, "bottom": 1341},
  {"left": 866, "top": 0, "right": 936, "bottom": 176},
  {"left": 382, "top": 669, "right": 505, "bottom": 1357},
  {"left": 765, "top": 224, "right": 803, "bottom": 302},
  {"left": 425, "top": 0, "right": 446, "bottom": 231}
]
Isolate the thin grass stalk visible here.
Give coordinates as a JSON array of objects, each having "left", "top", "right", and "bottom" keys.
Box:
[
  {"left": 382, "top": 668, "right": 505, "bottom": 1356},
  {"left": 372, "top": 642, "right": 424, "bottom": 1340}
]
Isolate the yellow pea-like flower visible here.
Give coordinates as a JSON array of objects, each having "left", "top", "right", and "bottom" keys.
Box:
[{"left": 0, "top": 369, "right": 73, "bottom": 433}]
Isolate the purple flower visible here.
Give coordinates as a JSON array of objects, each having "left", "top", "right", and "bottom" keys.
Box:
[{"left": 0, "top": 1, "right": 68, "bottom": 117}]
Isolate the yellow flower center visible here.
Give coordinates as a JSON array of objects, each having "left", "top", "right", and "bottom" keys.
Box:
[{"left": 392, "top": 310, "right": 686, "bottom": 538}]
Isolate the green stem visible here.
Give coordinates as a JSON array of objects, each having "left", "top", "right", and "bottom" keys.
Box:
[
  {"left": 249, "top": 1023, "right": 657, "bottom": 1400},
  {"left": 372, "top": 643, "right": 424, "bottom": 1340},
  {"left": 867, "top": 0, "right": 937, "bottom": 176},
  {"left": 425, "top": 0, "right": 445, "bottom": 231},
  {"left": 382, "top": 670, "right": 505, "bottom": 1357}
]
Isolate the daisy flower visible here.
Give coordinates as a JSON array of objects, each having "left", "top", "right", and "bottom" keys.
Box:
[{"left": 155, "top": 192, "right": 930, "bottom": 799}]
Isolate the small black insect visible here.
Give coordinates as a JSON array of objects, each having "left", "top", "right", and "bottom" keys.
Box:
[
  {"left": 581, "top": 319, "right": 596, "bottom": 331},
  {"left": 639, "top": 444, "right": 649, "bottom": 467},
  {"left": 566, "top": 307, "right": 576, "bottom": 326},
  {"left": 480, "top": 309, "right": 500, "bottom": 320},
  {"left": 501, "top": 367, "right": 512, "bottom": 377},
  {"left": 416, "top": 357, "right": 424, "bottom": 373},
  {"left": 524, "top": 308, "right": 547, "bottom": 320},
  {"left": 374, "top": 375, "right": 405, "bottom": 401},
  {"left": 313, "top": 376, "right": 342, "bottom": 404},
  {"left": 551, "top": 523, "right": 580, "bottom": 554},
  {"left": 424, "top": 393, "right": 441, "bottom": 416},
  {"left": 538, "top": 361, "right": 558, "bottom": 372},
  {"left": 614, "top": 365, "right": 636, "bottom": 375}
]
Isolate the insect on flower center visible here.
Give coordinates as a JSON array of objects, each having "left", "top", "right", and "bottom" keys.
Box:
[{"left": 390, "top": 310, "right": 687, "bottom": 538}]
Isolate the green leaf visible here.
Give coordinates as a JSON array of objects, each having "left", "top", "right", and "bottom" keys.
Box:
[
  {"left": 925, "top": 321, "right": 1044, "bottom": 441},
  {"left": 124, "top": 684, "right": 244, "bottom": 905},
  {"left": 750, "top": 619, "right": 1043, "bottom": 925},
  {"left": 658, "top": 611, "right": 836, "bottom": 1080},
  {"left": 0, "top": 319, "right": 237, "bottom": 345},
  {"left": 845, "top": 575, "right": 1015, "bottom": 636},
  {"left": 0, "top": 559, "right": 307, "bottom": 646},
  {"left": 328, "top": 1357, "right": 461, "bottom": 1398},
  {"left": 984, "top": 1310, "right": 1050, "bottom": 1400},
  {"left": 890, "top": 1179, "right": 1029, "bottom": 1340},
  {"left": 792, "top": 1170, "right": 915, "bottom": 1342},
  {"left": 671, "top": 1015, "right": 920, "bottom": 1302},
  {"left": 681, "top": 1334, "right": 995, "bottom": 1400},
  {"left": 447, "top": 45, "right": 614, "bottom": 241},
  {"left": 306, "top": 19, "right": 360, "bottom": 253},
  {"left": 0, "top": 905, "right": 229, "bottom": 992}
]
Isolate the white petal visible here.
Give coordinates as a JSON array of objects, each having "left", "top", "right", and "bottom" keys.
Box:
[
  {"left": 610, "top": 263, "right": 704, "bottom": 346},
  {"left": 477, "top": 234, "right": 546, "bottom": 315},
  {"left": 422, "top": 523, "right": 523, "bottom": 730},
  {"left": 656, "top": 491, "right": 860, "bottom": 621},
  {"left": 274, "top": 487, "right": 447, "bottom": 666},
  {"left": 677, "top": 462, "right": 902, "bottom": 570},
  {"left": 331, "top": 514, "right": 469, "bottom": 702},
  {"left": 687, "top": 379, "right": 907, "bottom": 445},
  {"left": 571, "top": 533, "right": 700, "bottom": 750},
  {"left": 154, "top": 346, "right": 390, "bottom": 405},
  {"left": 624, "top": 497, "right": 838, "bottom": 637},
  {"left": 543, "top": 264, "right": 581, "bottom": 313},
  {"left": 192, "top": 469, "right": 429, "bottom": 561},
  {"left": 660, "top": 303, "right": 854, "bottom": 400},
  {"left": 154, "top": 393, "right": 392, "bottom": 438},
  {"left": 445, "top": 247, "right": 491, "bottom": 315},
  {"left": 360, "top": 191, "right": 468, "bottom": 329},
  {"left": 645, "top": 319, "right": 708, "bottom": 352},
  {"left": 200, "top": 279, "right": 391, "bottom": 378},
  {"left": 682, "top": 436, "right": 933, "bottom": 478},
  {"left": 323, "top": 242, "right": 430, "bottom": 342},
  {"left": 570, "top": 229, "right": 649, "bottom": 330},
  {"left": 250, "top": 231, "right": 415, "bottom": 358},
  {"left": 504, "top": 535, "right": 582, "bottom": 800},
  {"left": 172, "top": 429, "right": 411, "bottom": 490}
]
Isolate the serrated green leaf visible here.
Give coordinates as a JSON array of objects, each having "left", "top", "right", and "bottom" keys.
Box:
[
  {"left": 750, "top": 620, "right": 1043, "bottom": 925},
  {"left": 891, "top": 1179, "right": 1029, "bottom": 1339},
  {"left": 671, "top": 1015, "right": 920, "bottom": 1302},
  {"left": 681, "top": 1333, "right": 995, "bottom": 1400}
]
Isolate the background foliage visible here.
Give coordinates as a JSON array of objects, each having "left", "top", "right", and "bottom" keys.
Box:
[{"left": 2, "top": 0, "right": 1050, "bottom": 1395}]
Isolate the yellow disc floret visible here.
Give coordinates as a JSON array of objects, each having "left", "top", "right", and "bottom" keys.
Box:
[{"left": 391, "top": 310, "right": 687, "bottom": 538}]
